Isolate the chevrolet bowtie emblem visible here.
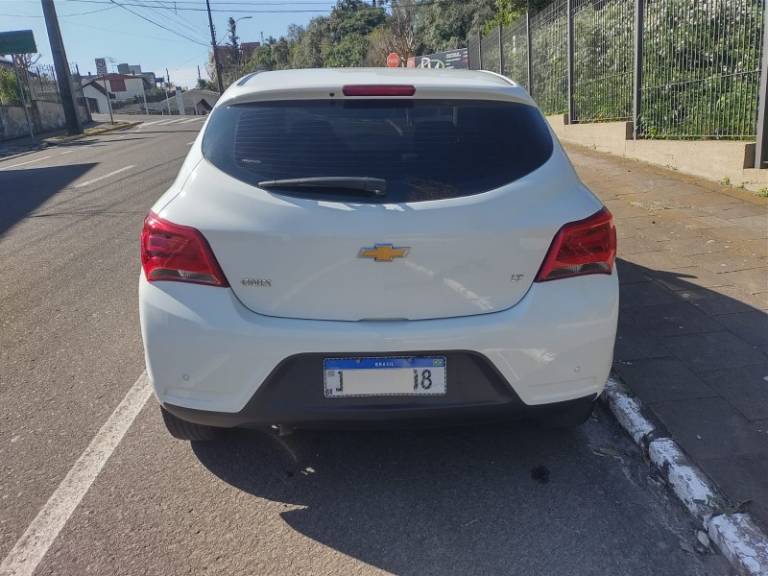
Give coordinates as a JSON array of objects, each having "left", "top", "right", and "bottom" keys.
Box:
[{"left": 358, "top": 243, "right": 410, "bottom": 262}]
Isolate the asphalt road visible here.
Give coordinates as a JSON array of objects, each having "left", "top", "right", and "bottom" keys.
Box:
[{"left": 0, "top": 115, "right": 733, "bottom": 575}]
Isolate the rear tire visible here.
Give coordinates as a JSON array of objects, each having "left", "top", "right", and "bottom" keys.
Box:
[{"left": 160, "top": 406, "right": 222, "bottom": 441}]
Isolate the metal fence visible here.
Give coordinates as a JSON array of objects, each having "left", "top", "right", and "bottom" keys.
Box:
[
  {"left": 530, "top": 0, "right": 569, "bottom": 116},
  {"left": 642, "top": 0, "right": 764, "bottom": 139},
  {"left": 573, "top": 0, "right": 634, "bottom": 122},
  {"left": 0, "top": 62, "right": 64, "bottom": 106},
  {"left": 501, "top": 13, "right": 531, "bottom": 91},
  {"left": 22, "top": 64, "right": 62, "bottom": 104},
  {"left": 468, "top": 0, "right": 767, "bottom": 148},
  {"left": 1, "top": 59, "right": 90, "bottom": 139}
]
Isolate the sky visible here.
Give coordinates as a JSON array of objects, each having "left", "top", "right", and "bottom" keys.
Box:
[{"left": 1, "top": 0, "right": 336, "bottom": 88}]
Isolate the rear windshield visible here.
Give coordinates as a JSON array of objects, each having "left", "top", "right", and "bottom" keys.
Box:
[{"left": 202, "top": 99, "right": 553, "bottom": 203}]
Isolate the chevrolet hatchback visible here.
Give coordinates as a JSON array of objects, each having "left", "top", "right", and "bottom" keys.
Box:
[{"left": 139, "top": 68, "right": 618, "bottom": 441}]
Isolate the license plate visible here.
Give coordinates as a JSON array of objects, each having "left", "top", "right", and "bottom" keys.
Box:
[{"left": 323, "top": 356, "right": 447, "bottom": 398}]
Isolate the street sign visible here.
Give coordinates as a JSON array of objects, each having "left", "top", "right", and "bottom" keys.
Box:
[
  {"left": 386, "top": 52, "right": 400, "bottom": 68},
  {"left": 0, "top": 30, "right": 37, "bottom": 55}
]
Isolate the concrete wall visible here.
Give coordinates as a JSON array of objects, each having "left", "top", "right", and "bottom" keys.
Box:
[
  {"left": 33, "top": 100, "right": 66, "bottom": 132},
  {"left": 0, "top": 106, "right": 31, "bottom": 140},
  {"left": 1, "top": 98, "right": 91, "bottom": 141},
  {"left": 547, "top": 115, "right": 768, "bottom": 193}
]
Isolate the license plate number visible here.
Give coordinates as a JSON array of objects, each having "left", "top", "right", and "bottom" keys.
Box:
[{"left": 323, "top": 356, "right": 447, "bottom": 398}]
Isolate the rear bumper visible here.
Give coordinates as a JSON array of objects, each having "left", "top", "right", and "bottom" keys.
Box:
[
  {"left": 139, "top": 273, "right": 618, "bottom": 418},
  {"left": 164, "top": 359, "right": 598, "bottom": 428}
]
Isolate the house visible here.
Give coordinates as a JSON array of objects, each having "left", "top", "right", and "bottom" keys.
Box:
[
  {"left": 81, "top": 73, "right": 152, "bottom": 112},
  {"left": 155, "top": 88, "right": 220, "bottom": 115},
  {"left": 182, "top": 89, "right": 219, "bottom": 114},
  {"left": 81, "top": 80, "right": 110, "bottom": 114},
  {"left": 115, "top": 64, "right": 158, "bottom": 86},
  {"left": 81, "top": 73, "right": 152, "bottom": 113}
]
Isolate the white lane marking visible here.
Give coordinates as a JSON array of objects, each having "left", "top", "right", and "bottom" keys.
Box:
[
  {"left": 139, "top": 120, "right": 166, "bottom": 127},
  {"left": 161, "top": 118, "right": 186, "bottom": 125},
  {"left": 74, "top": 164, "right": 135, "bottom": 188},
  {"left": 186, "top": 141, "right": 195, "bottom": 146},
  {"left": 0, "top": 155, "right": 52, "bottom": 171},
  {"left": 180, "top": 117, "right": 203, "bottom": 124},
  {"left": 0, "top": 372, "right": 152, "bottom": 576},
  {"left": 58, "top": 150, "right": 73, "bottom": 156}
]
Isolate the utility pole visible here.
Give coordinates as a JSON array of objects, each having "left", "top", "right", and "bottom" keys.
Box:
[
  {"left": 205, "top": 0, "right": 224, "bottom": 94},
  {"left": 99, "top": 75, "right": 114, "bottom": 123},
  {"left": 41, "top": 0, "right": 82, "bottom": 134},
  {"left": 165, "top": 68, "right": 173, "bottom": 114},
  {"left": 141, "top": 79, "right": 149, "bottom": 114}
]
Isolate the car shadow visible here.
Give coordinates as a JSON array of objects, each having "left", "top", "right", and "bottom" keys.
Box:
[
  {"left": 0, "top": 163, "right": 97, "bottom": 235},
  {"left": 191, "top": 257, "right": 765, "bottom": 573},
  {"left": 191, "top": 407, "right": 716, "bottom": 575},
  {"left": 192, "top": 422, "right": 592, "bottom": 574}
]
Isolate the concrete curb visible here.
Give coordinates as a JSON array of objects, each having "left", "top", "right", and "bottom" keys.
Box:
[
  {"left": 49, "top": 121, "right": 141, "bottom": 143},
  {"left": 602, "top": 377, "right": 768, "bottom": 576}
]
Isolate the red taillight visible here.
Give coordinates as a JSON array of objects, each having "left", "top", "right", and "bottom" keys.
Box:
[
  {"left": 535, "top": 207, "right": 617, "bottom": 282},
  {"left": 342, "top": 84, "right": 416, "bottom": 97},
  {"left": 140, "top": 212, "right": 229, "bottom": 287}
]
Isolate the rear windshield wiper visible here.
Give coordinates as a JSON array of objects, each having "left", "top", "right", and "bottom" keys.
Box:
[{"left": 256, "top": 176, "right": 387, "bottom": 197}]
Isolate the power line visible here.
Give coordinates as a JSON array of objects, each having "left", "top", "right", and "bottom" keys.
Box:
[
  {"left": 64, "top": 18, "right": 209, "bottom": 43},
  {"left": 132, "top": 1, "right": 209, "bottom": 39},
  {"left": 105, "top": 0, "right": 210, "bottom": 46},
  {"left": 0, "top": 5, "right": 116, "bottom": 17},
  {"left": 64, "top": 0, "right": 336, "bottom": 4},
  {"left": 63, "top": 4, "right": 117, "bottom": 15},
  {"left": 62, "top": 0, "right": 452, "bottom": 11},
  {"left": 66, "top": 0, "right": 335, "bottom": 12}
]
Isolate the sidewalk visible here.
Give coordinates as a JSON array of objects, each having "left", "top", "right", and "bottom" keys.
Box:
[
  {"left": 567, "top": 144, "right": 768, "bottom": 528},
  {"left": 0, "top": 120, "right": 138, "bottom": 159}
]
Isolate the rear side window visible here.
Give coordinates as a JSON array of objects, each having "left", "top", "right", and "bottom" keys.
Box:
[{"left": 202, "top": 99, "right": 553, "bottom": 203}]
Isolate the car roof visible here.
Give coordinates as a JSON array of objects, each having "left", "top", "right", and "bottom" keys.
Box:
[{"left": 217, "top": 68, "right": 531, "bottom": 106}]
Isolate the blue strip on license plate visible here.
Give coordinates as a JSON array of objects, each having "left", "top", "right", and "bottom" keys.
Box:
[{"left": 324, "top": 356, "right": 446, "bottom": 371}]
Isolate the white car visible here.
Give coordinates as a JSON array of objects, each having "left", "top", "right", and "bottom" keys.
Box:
[{"left": 139, "top": 68, "right": 618, "bottom": 441}]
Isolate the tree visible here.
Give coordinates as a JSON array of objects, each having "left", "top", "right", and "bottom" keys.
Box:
[
  {"left": 414, "top": 0, "right": 497, "bottom": 53},
  {"left": 324, "top": 34, "right": 370, "bottom": 67},
  {"left": 389, "top": 1, "right": 418, "bottom": 61},
  {"left": 0, "top": 67, "right": 21, "bottom": 105},
  {"left": 289, "top": 17, "right": 330, "bottom": 68},
  {"left": 365, "top": 0, "right": 417, "bottom": 67},
  {"left": 247, "top": 44, "right": 275, "bottom": 71},
  {"left": 227, "top": 17, "right": 240, "bottom": 53},
  {"left": 272, "top": 38, "right": 291, "bottom": 69},
  {"left": 328, "top": 0, "right": 386, "bottom": 42},
  {"left": 485, "top": 0, "right": 550, "bottom": 30}
]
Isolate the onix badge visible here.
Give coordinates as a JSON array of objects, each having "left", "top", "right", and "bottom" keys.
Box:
[{"left": 358, "top": 243, "right": 410, "bottom": 262}]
